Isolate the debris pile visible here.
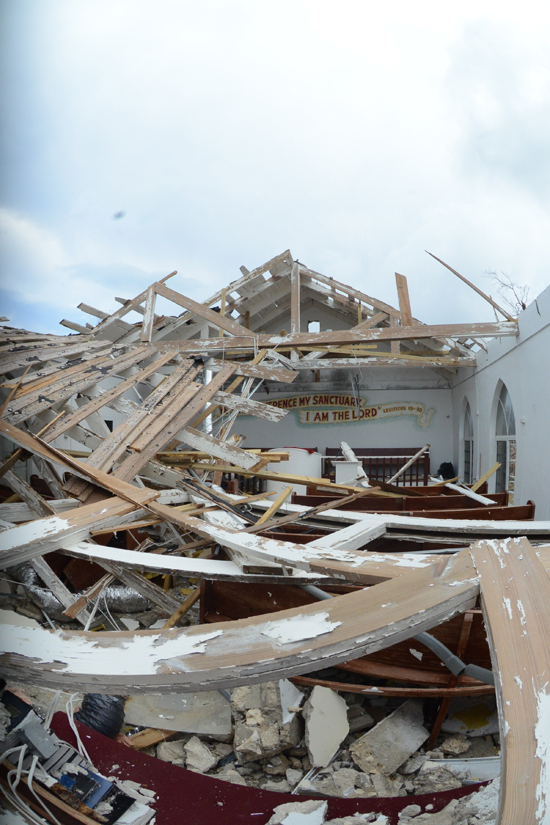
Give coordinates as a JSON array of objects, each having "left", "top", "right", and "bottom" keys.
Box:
[{"left": 0, "top": 250, "right": 549, "bottom": 824}]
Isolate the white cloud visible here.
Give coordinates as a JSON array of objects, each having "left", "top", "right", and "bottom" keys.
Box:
[{"left": 1, "top": 0, "right": 549, "bottom": 332}]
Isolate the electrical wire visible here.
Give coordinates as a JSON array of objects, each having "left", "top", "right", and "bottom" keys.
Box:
[
  {"left": 27, "top": 754, "right": 63, "bottom": 825},
  {"left": 65, "top": 695, "right": 91, "bottom": 763}
]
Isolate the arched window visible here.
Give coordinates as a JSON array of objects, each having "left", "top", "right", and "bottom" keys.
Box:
[
  {"left": 495, "top": 384, "right": 516, "bottom": 498},
  {"left": 463, "top": 402, "right": 474, "bottom": 484}
]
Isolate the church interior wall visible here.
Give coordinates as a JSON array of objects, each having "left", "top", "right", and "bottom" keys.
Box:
[{"left": 451, "top": 284, "right": 550, "bottom": 517}]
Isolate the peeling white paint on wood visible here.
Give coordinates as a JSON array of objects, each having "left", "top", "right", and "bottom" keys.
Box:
[{"left": 261, "top": 612, "right": 342, "bottom": 646}]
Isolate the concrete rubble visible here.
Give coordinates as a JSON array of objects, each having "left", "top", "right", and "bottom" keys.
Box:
[
  {"left": 349, "top": 700, "right": 429, "bottom": 776},
  {"left": 115, "top": 681, "right": 502, "bottom": 812}
]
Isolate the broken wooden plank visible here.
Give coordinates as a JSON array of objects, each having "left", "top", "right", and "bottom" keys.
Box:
[
  {"left": 4, "top": 347, "right": 152, "bottom": 425},
  {"left": 426, "top": 251, "right": 514, "bottom": 322},
  {"left": 254, "top": 486, "right": 293, "bottom": 527},
  {"left": 0, "top": 496, "right": 145, "bottom": 568},
  {"left": 395, "top": 273, "right": 413, "bottom": 326},
  {"left": 112, "top": 363, "right": 238, "bottom": 481},
  {"left": 210, "top": 390, "right": 288, "bottom": 421},
  {"left": 189, "top": 349, "right": 269, "bottom": 431},
  {"left": 0, "top": 340, "right": 106, "bottom": 374},
  {"left": 440, "top": 481, "right": 494, "bottom": 506},
  {"left": 290, "top": 261, "right": 300, "bottom": 334},
  {"left": 89, "top": 272, "right": 176, "bottom": 335},
  {"left": 387, "top": 444, "right": 430, "bottom": 484},
  {"left": 156, "top": 281, "right": 251, "bottom": 338},
  {"left": 178, "top": 426, "right": 261, "bottom": 470},
  {"left": 162, "top": 587, "right": 201, "bottom": 629},
  {"left": 156, "top": 321, "right": 519, "bottom": 353},
  {"left": 188, "top": 463, "right": 368, "bottom": 494},
  {"left": 73, "top": 358, "right": 199, "bottom": 475},
  {"left": 472, "top": 462, "right": 501, "bottom": 492},
  {"left": 141, "top": 285, "right": 157, "bottom": 342},
  {"left": 205, "top": 358, "right": 296, "bottom": 383}
]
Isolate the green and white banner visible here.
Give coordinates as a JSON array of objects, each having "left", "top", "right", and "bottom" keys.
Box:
[{"left": 265, "top": 394, "right": 435, "bottom": 428}]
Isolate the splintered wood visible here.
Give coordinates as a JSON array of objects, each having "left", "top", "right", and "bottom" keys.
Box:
[{"left": 0, "top": 250, "right": 547, "bottom": 824}]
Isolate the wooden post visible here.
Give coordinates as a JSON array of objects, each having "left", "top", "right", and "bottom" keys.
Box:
[
  {"left": 395, "top": 273, "right": 413, "bottom": 326},
  {"left": 290, "top": 262, "right": 300, "bottom": 335}
]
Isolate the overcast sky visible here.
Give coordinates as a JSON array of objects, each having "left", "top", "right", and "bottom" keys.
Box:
[{"left": 1, "top": 0, "right": 550, "bottom": 333}]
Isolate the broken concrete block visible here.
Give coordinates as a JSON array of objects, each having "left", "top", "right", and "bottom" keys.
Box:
[
  {"left": 156, "top": 739, "right": 185, "bottom": 764},
  {"left": 400, "top": 799, "right": 460, "bottom": 825},
  {"left": 260, "top": 722, "right": 283, "bottom": 752},
  {"left": 267, "top": 799, "right": 327, "bottom": 825},
  {"left": 245, "top": 707, "right": 264, "bottom": 726},
  {"left": 125, "top": 691, "right": 231, "bottom": 736},
  {"left": 350, "top": 699, "right": 429, "bottom": 776},
  {"left": 412, "top": 766, "right": 463, "bottom": 795},
  {"left": 332, "top": 767, "right": 360, "bottom": 796},
  {"left": 440, "top": 733, "right": 470, "bottom": 755},
  {"left": 231, "top": 684, "right": 262, "bottom": 712},
  {"left": 217, "top": 765, "right": 247, "bottom": 785},
  {"left": 371, "top": 773, "right": 401, "bottom": 797},
  {"left": 303, "top": 686, "right": 349, "bottom": 768},
  {"left": 235, "top": 727, "right": 263, "bottom": 760},
  {"left": 263, "top": 778, "right": 291, "bottom": 793},
  {"left": 264, "top": 755, "right": 290, "bottom": 775},
  {"left": 232, "top": 680, "right": 302, "bottom": 763},
  {"left": 347, "top": 704, "right": 375, "bottom": 734},
  {"left": 355, "top": 773, "right": 374, "bottom": 791},
  {"left": 398, "top": 804, "right": 422, "bottom": 819},
  {"left": 398, "top": 752, "right": 427, "bottom": 775},
  {"left": 184, "top": 735, "right": 217, "bottom": 773},
  {"left": 286, "top": 767, "right": 303, "bottom": 785},
  {"left": 298, "top": 774, "right": 339, "bottom": 797}
]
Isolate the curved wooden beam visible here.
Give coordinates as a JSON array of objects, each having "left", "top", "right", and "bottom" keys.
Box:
[{"left": 0, "top": 550, "right": 478, "bottom": 694}]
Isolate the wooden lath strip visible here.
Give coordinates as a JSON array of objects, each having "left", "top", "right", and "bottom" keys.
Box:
[
  {"left": 177, "top": 426, "right": 261, "bottom": 470},
  {"left": 210, "top": 390, "right": 288, "bottom": 422},
  {"left": 0, "top": 339, "right": 106, "bottom": 374},
  {"left": 42, "top": 350, "right": 178, "bottom": 442},
  {"left": 150, "top": 250, "right": 293, "bottom": 339},
  {"left": 190, "top": 349, "right": 269, "bottom": 431},
  {"left": 3, "top": 347, "right": 153, "bottom": 426},
  {"left": 9, "top": 346, "right": 123, "bottom": 397},
  {"left": 8, "top": 347, "right": 146, "bottom": 409},
  {"left": 127, "top": 374, "right": 203, "bottom": 453},
  {"left": 205, "top": 358, "right": 296, "bottom": 383},
  {"left": 351, "top": 310, "right": 389, "bottom": 332},
  {"left": 290, "top": 262, "right": 300, "bottom": 334},
  {"left": 298, "top": 265, "right": 401, "bottom": 318},
  {"left": 73, "top": 358, "right": 199, "bottom": 474},
  {"left": 112, "top": 362, "right": 238, "bottom": 482}
]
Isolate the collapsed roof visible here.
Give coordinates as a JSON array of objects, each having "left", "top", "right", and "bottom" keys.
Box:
[{"left": 0, "top": 251, "right": 548, "bottom": 825}]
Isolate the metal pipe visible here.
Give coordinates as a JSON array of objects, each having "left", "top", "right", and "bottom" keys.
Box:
[{"left": 299, "top": 584, "right": 495, "bottom": 686}]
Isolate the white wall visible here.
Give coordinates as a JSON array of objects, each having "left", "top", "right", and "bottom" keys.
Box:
[
  {"left": 236, "top": 381, "right": 454, "bottom": 474},
  {"left": 451, "top": 284, "right": 550, "bottom": 517}
]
